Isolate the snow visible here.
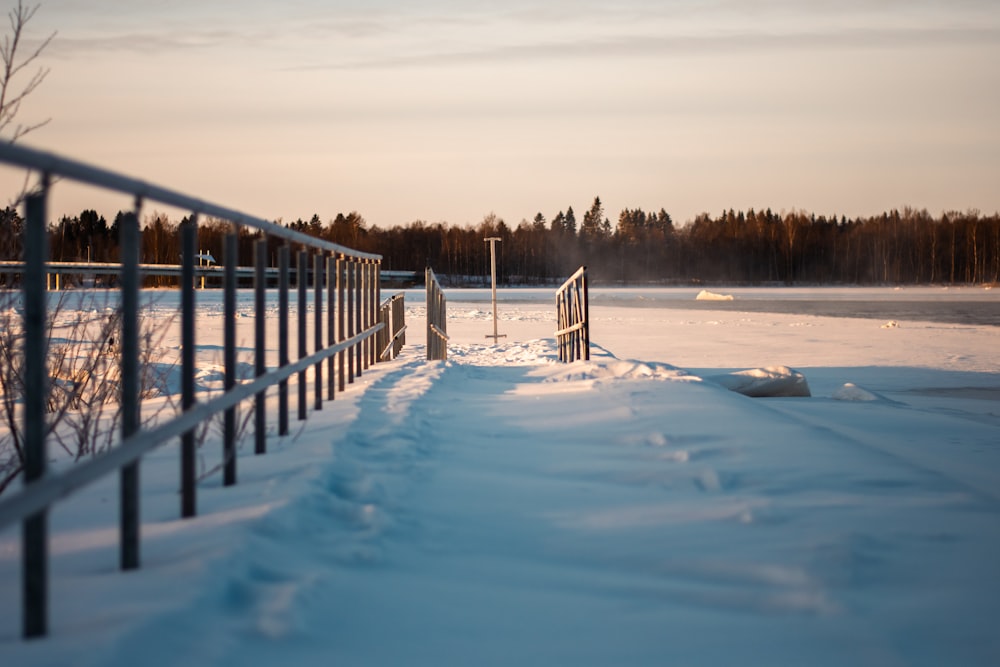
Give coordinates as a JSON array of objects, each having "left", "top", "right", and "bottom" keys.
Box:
[
  {"left": 695, "top": 289, "right": 734, "bottom": 301},
  {"left": 708, "top": 365, "right": 812, "bottom": 397},
  {"left": 832, "top": 383, "right": 881, "bottom": 402},
  {"left": 1, "top": 287, "right": 999, "bottom": 666}
]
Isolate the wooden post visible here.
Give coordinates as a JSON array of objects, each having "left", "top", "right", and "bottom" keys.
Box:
[{"left": 484, "top": 237, "right": 505, "bottom": 342}]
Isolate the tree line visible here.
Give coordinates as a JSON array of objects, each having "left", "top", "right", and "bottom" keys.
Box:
[{"left": 1, "top": 198, "right": 998, "bottom": 286}]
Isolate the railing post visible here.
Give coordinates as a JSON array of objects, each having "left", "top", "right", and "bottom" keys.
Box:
[
  {"left": 314, "top": 252, "right": 323, "bottom": 410},
  {"left": 120, "top": 207, "right": 141, "bottom": 569},
  {"left": 582, "top": 269, "right": 590, "bottom": 361},
  {"left": 180, "top": 217, "right": 197, "bottom": 518},
  {"left": 372, "top": 261, "right": 380, "bottom": 366},
  {"left": 426, "top": 268, "right": 432, "bottom": 361},
  {"left": 355, "top": 260, "right": 363, "bottom": 376},
  {"left": 358, "top": 259, "right": 372, "bottom": 370},
  {"left": 223, "top": 227, "right": 238, "bottom": 485},
  {"left": 22, "top": 186, "right": 49, "bottom": 639},
  {"left": 556, "top": 290, "right": 563, "bottom": 362},
  {"left": 337, "top": 255, "right": 346, "bottom": 392},
  {"left": 254, "top": 238, "right": 267, "bottom": 454},
  {"left": 327, "top": 255, "right": 336, "bottom": 400},
  {"left": 278, "top": 244, "right": 290, "bottom": 436},
  {"left": 346, "top": 259, "right": 355, "bottom": 384},
  {"left": 396, "top": 293, "right": 405, "bottom": 356},
  {"left": 297, "top": 250, "right": 307, "bottom": 420}
]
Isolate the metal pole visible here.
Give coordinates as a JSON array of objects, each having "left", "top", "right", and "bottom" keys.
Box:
[
  {"left": 484, "top": 237, "right": 505, "bottom": 342},
  {"left": 298, "top": 250, "right": 307, "bottom": 420},
  {"left": 180, "top": 217, "right": 197, "bottom": 518},
  {"left": 327, "top": 255, "right": 336, "bottom": 400},
  {"left": 278, "top": 245, "right": 289, "bottom": 436},
  {"left": 119, "top": 206, "right": 141, "bottom": 569},
  {"left": 337, "top": 255, "right": 346, "bottom": 392},
  {"left": 314, "top": 253, "right": 323, "bottom": 410},
  {"left": 223, "top": 228, "right": 238, "bottom": 485},
  {"left": 346, "top": 260, "right": 355, "bottom": 383},
  {"left": 355, "top": 260, "right": 363, "bottom": 376},
  {"left": 369, "top": 261, "right": 378, "bottom": 367},
  {"left": 23, "top": 187, "right": 49, "bottom": 638},
  {"left": 254, "top": 238, "right": 267, "bottom": 455}
]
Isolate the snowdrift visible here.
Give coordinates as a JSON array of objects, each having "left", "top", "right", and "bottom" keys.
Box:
[{"left": 708, "top": 365, "right": 811, "bottom": 397}]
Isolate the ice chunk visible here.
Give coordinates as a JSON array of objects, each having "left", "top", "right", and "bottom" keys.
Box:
[
  {"left": 696, "top": 290, "right": 734, "bottom": 301},
  {"left": 710, "top": 365, "right": 811, "bottom": 397}
]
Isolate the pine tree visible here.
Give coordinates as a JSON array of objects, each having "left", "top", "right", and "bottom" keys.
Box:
[
  {"left": 581, "top": 196, "right": 605, "bottom": 242},
  {"left": 564, "top": 207, "right": 577, "bottom": 236}
]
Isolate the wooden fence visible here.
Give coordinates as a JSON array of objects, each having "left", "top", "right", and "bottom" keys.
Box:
[
  {"left": 555, "top": 266, "right": 590, "bottom": 362},
  {"left": 425, "top": 267, "right": 448, "bottom": 361},
  {"left": 0, "top": 142, "right": 405, "bottom": 639},
  {"left": 378, "top": 292, "right": 407, "bottom": 361}
]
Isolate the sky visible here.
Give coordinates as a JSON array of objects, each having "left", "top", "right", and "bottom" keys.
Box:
[{"left": 2, "top": 0, "right": 999, "bottom": 228}]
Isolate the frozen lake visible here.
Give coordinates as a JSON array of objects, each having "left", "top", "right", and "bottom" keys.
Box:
[
  {"left": 442, "top": 286, "right": 1000, "bottom": 326},
  {"left": 28, "top": 284, "right": 1000, "bottom": 326}
]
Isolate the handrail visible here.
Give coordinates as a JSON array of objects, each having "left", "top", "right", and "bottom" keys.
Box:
[
  {"left": 0, "top": 142, "right": 404, "bottom": 639},
  {"left": 426, "top": 267, "right": 447, "bottom": 361},
  {"left": 0, "top": 142, "right": 379, "bottom": 261},
  {"left": 0, "top": 326, "right": 380, "bottom": 529},
  {"left": 555, "top": 265, "right": 589, "bottom": 362}
]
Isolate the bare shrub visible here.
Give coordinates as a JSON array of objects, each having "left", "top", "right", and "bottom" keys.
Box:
[
  {"left": 195, "top": 351, "right": 256, "bottom": 481},
  {"left": 0, "top": 289, "right": 177, "bottom": 494}
]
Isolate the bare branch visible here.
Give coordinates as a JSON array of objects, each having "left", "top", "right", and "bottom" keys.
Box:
[{"left": 0, "top": 1, "right": 54, "bottom": 143}]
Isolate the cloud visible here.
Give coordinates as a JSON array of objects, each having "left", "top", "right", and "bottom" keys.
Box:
[{"left": 286, "top": 24, "right": 1000, "bottom": 72}]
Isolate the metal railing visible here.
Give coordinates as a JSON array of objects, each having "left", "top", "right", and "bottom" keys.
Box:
[
  {"left": 555, "top": 266, "right": 590, "bottom": 362},
  {"left": 425, "top": 267, "right": 448, "bottom": 361},
  {"left": 0, "top": 141, "right": 404, "bottom": 638}
]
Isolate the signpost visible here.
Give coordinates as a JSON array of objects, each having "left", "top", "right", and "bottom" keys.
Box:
[{"left": 484, "top": 236, "right": 506, "bottom": 343}]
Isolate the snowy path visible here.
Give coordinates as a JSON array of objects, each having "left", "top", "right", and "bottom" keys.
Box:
[{"left": 70, "top": 341, "right": 1000, "bottom": 667}]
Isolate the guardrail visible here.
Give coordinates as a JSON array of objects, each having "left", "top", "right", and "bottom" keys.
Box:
[
  {"left": 0, "top": 141, "right": 403, "bottom": 639},
  {"left": 555, "top": 265, "right": 590, "bottom": 362},
  {"left": 425, "top": 267, "right": 448, "bottom": 361}
]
